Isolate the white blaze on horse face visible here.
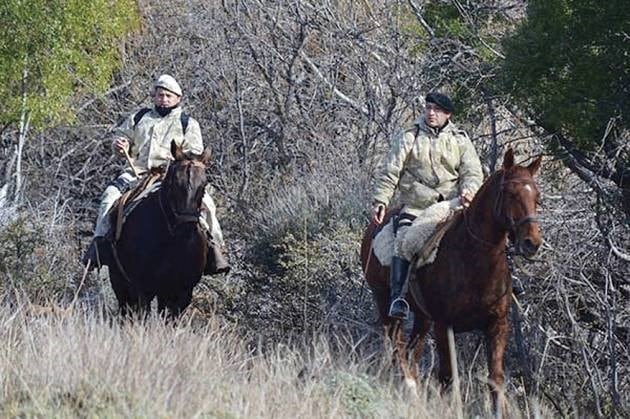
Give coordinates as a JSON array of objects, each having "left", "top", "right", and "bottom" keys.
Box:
[
  {"left": 522, "top": 183, "right": 540, "bottom": 211},
  {"left": 518, "top": 183, "right": 539, "bottom": 218}
]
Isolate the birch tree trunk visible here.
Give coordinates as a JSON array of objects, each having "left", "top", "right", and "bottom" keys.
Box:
[{"left": 14, "top": 58, "right": 30, "bottom": 205}]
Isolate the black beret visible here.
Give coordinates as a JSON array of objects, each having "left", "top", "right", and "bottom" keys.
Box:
[{"left": 425, "top": 92, "right": 454, "bottom": 113}]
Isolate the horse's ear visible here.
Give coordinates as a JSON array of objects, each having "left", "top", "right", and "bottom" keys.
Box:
[
  {"left": 200, "top": 146, "right": 212, "bottom": 165},
  {"left": 502, "top": 148, "right": 515, "bottom": 170},
  {"left": 527, "top": 155, "right": 542, "bottom": 175},
  {"left": 171, "top": 140, "right": 185, "bottom": 161}
]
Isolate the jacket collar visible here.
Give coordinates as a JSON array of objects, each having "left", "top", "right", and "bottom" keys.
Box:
[
  {"left": 152, "top": 105, "right": 182, "bottom": 118},
  {"left": 414, "top": 117, "right": 457, "bottom": 136}
]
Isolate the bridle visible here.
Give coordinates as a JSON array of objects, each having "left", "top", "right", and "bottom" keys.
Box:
[
  {"left": 464, "top": 171, "right": 539, "bottom": 248},
  {"left": 493, "top": 176, "right": 540, "bottom": 234},
  {"left": 158, "top": 160, "right": 207, "bottom": 236}
]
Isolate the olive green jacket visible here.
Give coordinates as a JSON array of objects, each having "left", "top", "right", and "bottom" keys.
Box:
[
  {"left": 372, "top": 118, "right": 483, "bottom": 209},
  {"left": 112, "top": 107, "right": 203, "bottom": 174}
]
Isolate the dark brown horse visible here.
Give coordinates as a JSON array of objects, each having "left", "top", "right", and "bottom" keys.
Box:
[
  {"left": 108, "top": 141, "right": 211, "bottom": 317},
  {"left": 361, "top": 149, "right": 542, "bottom": 415}
]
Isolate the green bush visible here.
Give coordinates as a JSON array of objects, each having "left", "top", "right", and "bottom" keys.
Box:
[
  {"left": 326, "top": 371, "right": 386, "bottom": 417},
  {"left": 248, "top": 169, "right": 369, "bottom": 274},
  {"left": 236, "top": 169, "right": 373, "bottom": 336}
]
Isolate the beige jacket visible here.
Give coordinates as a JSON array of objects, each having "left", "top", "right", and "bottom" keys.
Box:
[
  {"left": 372, "top": 118, "right": 483, "bottom": 210},
  {"left": 112, "top": 107, "right": 203, "bottom": 174}
]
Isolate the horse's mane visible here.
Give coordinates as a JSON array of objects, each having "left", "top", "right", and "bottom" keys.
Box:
[{"left": 468, "top": 169, "right": 504, "bottom": 209}]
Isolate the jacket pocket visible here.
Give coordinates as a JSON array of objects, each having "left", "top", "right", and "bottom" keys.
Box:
[{"left": 399, "top": 173, "right": 441, "bottom": 207}]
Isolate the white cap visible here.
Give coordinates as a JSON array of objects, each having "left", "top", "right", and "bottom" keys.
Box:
[{"left": 154, "top": 74, "right": 182, "bottom": 96}]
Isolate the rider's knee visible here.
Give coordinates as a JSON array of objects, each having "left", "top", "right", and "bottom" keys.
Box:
[{"left": 109, "top": 173, "right": 136, "bottom": 193}]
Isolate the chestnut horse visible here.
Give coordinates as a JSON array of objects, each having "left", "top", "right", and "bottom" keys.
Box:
[
  {"left": 108, "top": 141, "right": 211, "bottom": 317},
  {"left": 361, "top": 149, "right": 542, "bottom": 415}
]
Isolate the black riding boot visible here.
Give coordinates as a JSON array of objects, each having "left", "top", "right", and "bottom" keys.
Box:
[
  {"left": 388, "top": 256, "right": 410, "bottom": 319},
  {"left": 204, "top": 237, "right": 230, "bottom": 275}
]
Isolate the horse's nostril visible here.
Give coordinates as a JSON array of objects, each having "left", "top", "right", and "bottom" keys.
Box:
[{"left": 523, "top": 238, "right": 539, "bottom": 255}]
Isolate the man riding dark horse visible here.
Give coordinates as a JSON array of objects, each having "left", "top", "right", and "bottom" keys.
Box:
[
  {"left": 371, "top": 92, "right": 483, "bottom": 319},
  {"left": 83, "top": 74, "right": 229, "bottom": 275}
]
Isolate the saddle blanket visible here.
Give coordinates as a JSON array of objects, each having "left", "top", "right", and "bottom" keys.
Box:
[
  {"left": 108, "top": 181, "right": 162, "bottom": 241},
  {"left": 372, "top": 198, "right": 461, "bottom": 268},
  {"left": 121, "top": 182, "right": 161, "bottom": 219}
]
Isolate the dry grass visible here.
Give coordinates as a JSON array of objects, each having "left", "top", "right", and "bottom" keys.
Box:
[{"left": 0, "top": 301, "right": 553, "bottom": 419}]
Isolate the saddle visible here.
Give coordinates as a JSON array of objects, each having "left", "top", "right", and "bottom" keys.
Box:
[
  {"left": 372, "top": 199, "right": 461, "bottom": 268},
  {"left": 411, "top": 211, "right": 459, "bottom": 270}
]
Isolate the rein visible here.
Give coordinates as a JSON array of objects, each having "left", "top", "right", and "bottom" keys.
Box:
[
  {"left": 493, "top": 177, "right": 540, "bottom": 232},
  {"left": 158, "top": 192, "right": 200, "bottom": 236},
  {"left": 463, "top": 209, "right": 496, "bottom": 249}
]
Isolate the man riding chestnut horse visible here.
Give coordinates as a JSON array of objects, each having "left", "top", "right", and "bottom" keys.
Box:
[
  {"left": 366, "top": 93, "right": 544, "bottom": 417},
  {"left": 371, "top": 92, "right": 483, "bottom": 319}
]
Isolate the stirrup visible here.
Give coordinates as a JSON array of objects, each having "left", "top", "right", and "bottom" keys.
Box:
[{"left": 388, "top": 297, "right": 410, "bottom": 320}]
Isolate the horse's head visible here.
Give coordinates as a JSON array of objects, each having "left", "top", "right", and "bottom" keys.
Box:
[
  {"left": 495, "top": 149, "right": 543, "bottom": 258},
  {"left": 162, "top": 140, "right": 212, "bottom": 221}
]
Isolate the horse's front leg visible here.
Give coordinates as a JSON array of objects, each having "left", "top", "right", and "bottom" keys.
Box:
[
  {"left": 390, "top": 319, "right": 417, "bottom": 391},
  {"left": 164, "top": 285, "right": 194, "bottom": 318},
  {"left": 157, "top": 297, "right": 168, "bottom": 317},
  {"left": 408, "top": 316, "right": 431, "bottom": 383},
  {"left": 485, "top": 317, "right": 509, "bottom": 418},
  {"left": 133, "top": 293, "right": 153, "bottom": 319}
]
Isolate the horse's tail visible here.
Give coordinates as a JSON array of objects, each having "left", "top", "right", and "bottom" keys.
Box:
[{"left": 360, "top": 219, "right": 378, "bottom": 273}]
